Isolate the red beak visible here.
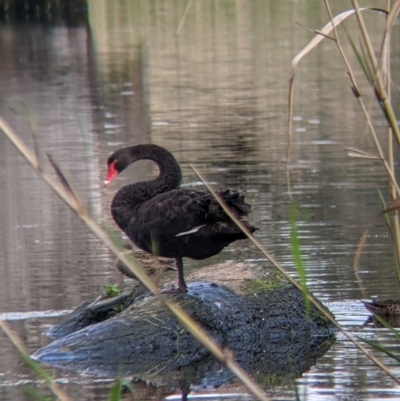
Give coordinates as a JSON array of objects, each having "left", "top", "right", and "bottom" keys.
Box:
[{"left": 104, "top": 161, "right": 118, "bottom": 186}]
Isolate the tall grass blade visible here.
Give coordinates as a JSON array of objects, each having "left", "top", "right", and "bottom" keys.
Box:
[
  {"left": 289, "top": 204, "right": 310, "bottom": 314},
  {"left": 347, "top": 34, "right": 373, "bottom": 84},
  {"left": 109, "top": 380, "right": 123, "bottom": 401},
  {"left": 377, "top": 0, "right": 400, "bottom": 70},
  {"left": 372, "top": 314, "right": 400, "bottom": 341},
  {"left": 360, "top": 337, "right": 400, "bottom": 363}
]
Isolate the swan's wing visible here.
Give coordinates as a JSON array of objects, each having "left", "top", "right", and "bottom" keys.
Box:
[
  {"left": 132, "top": 188, "right": 252, "bottom": 234},
  {"left": 131, "top": 189, "right": 210, "bottom": 235}
]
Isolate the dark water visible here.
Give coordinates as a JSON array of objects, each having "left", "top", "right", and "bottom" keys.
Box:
[{"left": 1, "top": 0, "right": 400, "bottom": 400}]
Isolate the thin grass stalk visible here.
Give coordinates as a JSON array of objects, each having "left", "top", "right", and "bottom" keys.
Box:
[
  {"left": 322, "top": 2, "right": 360, "bottom": 97},
  {"left": 351, "top": 0, "right": 400, "bottom": 146},
  {"left": 287, "top": 7, "right": 389, "bottom": 198},
  {"left": 322, "top": 0, "right": 400, "bottom": 283},
  {"left": 371, "top": 313, "right": 400, "bottom": 341},
  {"left": 360, "top": 337, "right": 400, "bottom": 363},
  {"left": 286, "top": 81, "right": 293, "bottom": 199},
  {"left": 383, "top": 0, "right": 400, "bottom": 278},
  {"left": 346, "top": 0, "right": 400, "bottom": 276},
  {"left": 0, "top": 321, "right": 71, "bottom": 401},
  {"left": 289, "top": 205, "right": 311, "bottom": 314},
  {"left": 346, "top": 148, "right": 380, "bottom": 160},
  {"left": 322, "top": 1, "right": 400, "bottom": 198},
  {"left": 351, "top": 108, "right": 400, "bottom": 195},
  {"left": 288, "top": 0, "right": 400, "bottom": 384},
  {"left": 176, "top": 0, "right": 193, "bottom": 35},
  {"left": 351, "top": 0, "right": 386, "bottom": 100},
  {"left": 377, "top": 0, "right": 400, "bottom": 70},
  {"left": 190, "top": 165, "right": 400, "bottom": 385},
  {"left": 0, "top": 116, "right": 270, "bottom": 401}
]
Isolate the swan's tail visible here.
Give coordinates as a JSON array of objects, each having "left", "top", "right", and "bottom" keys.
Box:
[{"left": 218, "top": 189, "right": 252, "bottom": 216}]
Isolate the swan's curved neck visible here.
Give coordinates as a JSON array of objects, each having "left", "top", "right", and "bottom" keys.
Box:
[{"left": 111, "top": 146, "right": 182, "bottom": 230}]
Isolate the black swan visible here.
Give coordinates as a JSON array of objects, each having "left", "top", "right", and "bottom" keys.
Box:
[{"left": 105, "top": 144, "right": 257, "bottom": 292}]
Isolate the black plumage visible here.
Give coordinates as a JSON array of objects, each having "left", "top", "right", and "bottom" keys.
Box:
[{"left": 105, "top": 144, "right": 256, "bottom": 292}]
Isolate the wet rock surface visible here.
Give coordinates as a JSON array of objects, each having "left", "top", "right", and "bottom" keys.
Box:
[{"left": 33, "top": 262, "right": 337, "bottom": 389}]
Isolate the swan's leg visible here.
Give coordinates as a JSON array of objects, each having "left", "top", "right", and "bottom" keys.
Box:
[{"left": 176, "top": 257, "right": 187, "bottom": 293}]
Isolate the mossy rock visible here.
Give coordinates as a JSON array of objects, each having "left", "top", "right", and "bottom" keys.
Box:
[{"left": 34, "top": 262, "right": 337, "bottom": 391}]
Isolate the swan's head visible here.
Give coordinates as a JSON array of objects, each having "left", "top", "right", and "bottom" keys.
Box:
[
  {"left": 104, "top": 144, "right": 180, "bottom": 186},
  {"left": 104, "top": 148, "right": 134, "bottom": 186}
]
